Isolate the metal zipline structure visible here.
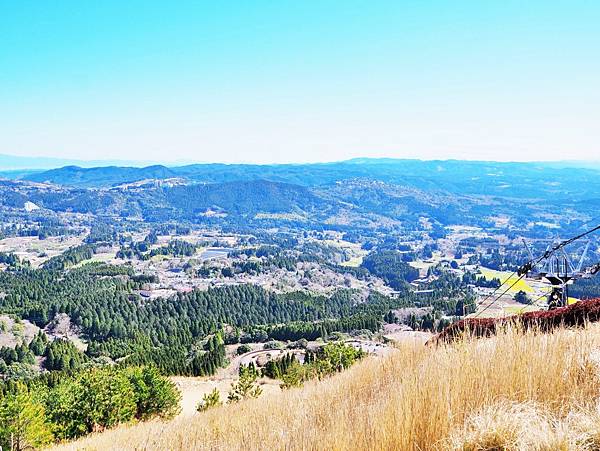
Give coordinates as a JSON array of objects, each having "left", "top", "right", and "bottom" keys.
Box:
[
  {"left": 517, "top": 225, "right": 600, "bottom": 309},
  {"left": 473, "top": 224, "right": 600, "bottom": 317}
]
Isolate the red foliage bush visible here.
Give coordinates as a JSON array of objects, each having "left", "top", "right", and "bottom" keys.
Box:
[{"left": 434, "top": 298, "right": 600, "bottom": 343}]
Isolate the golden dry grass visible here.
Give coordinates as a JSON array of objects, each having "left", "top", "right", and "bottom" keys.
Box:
[
  {"left": 446, "top": 400, "right": 600, "bottom": 450},
  {"left": 53, "top": 324, "right": 600, "bottom": 450}
]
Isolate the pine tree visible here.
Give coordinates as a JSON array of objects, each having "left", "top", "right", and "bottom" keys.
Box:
[
  {"left": 197, "top": 388, "right": 222, "bottom": 412},
  {"left": 46, "top": 349, "right": 55, "bottom": 370},
  {"left": 227, "top": 366, "right": 262, "bottom": 403}
]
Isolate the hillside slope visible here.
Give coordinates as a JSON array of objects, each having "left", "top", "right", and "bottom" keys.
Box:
[{"left": 55, "top": 322, "right": 600, "bottom": 450}]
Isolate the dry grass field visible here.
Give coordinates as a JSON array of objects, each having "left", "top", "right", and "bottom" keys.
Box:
[
  {"left": 52, "top": 323, "right": 600, "bottom": 450},
  {"left": 171, "top": 375, "right": 282, "bottom": 416},
  {"left": 0, "top": 234, "right": 85, "bottom": 267}
]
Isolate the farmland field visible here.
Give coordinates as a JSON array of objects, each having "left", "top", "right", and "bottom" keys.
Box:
[{"left": 479, "top": 267, "right": 535, "bottom": 293}]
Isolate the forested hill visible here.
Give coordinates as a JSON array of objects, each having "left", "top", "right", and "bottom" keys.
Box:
[
  {"left": 0, "top": 179, "right": 336, "bottom": 222},
  {"left": 25, "top": 165, "right": 177, "bottom": 187},
  {"left": 21, "top": 159, "right": 600, "bottom": 201},
  {"left": 1, "top": 159, "right": 599, "bottom": 232}
]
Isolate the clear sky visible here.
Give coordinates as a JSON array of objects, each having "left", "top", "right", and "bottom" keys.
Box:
[{"left": 1, "top": 1, "right": 599, "bottom": 164}]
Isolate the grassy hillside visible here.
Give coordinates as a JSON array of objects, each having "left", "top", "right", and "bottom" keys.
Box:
[{"left": 54, "top": 323, "right": 600, "bottom": 450}]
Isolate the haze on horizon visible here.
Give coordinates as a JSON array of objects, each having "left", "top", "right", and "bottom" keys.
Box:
[{"left": 1, "top": 1, "right": 599, "bottom": 165}]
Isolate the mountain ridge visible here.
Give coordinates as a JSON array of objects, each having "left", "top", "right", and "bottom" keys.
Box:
[{"left": 18, "top": 159, "right": 600, "bottom": 201}]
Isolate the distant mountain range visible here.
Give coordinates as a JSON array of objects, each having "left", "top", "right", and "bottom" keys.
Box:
[
  {"left": 12, "top": 159, "right": 600, "bottom": 202},
  {"left": 0, "top": 153, "right": 158, "bottom": 171},
  {"left": 1, "top": 157, "right": 599, "bottom": 235},
  {"left": 0, "top": 153, "right": 599, "bottom": 176}
]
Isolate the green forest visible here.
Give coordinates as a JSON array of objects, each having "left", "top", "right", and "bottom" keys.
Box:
[{"left": 0, "top": 365, "right": 180, "bottom": 449}]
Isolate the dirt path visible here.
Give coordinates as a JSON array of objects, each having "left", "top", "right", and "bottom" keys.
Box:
[{"left": 171, "top": 375, "right": 282, "bottom": 416}]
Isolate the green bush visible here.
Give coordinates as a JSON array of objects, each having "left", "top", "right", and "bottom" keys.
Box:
[
  {"left": 236, "top": 344, "right": 252, "bottom": 355},
  {"left": 197, "top": 388, "right": 222, "bottom": 412},
  {"left": 7, "top": 365, "right": 184, "bottom": 442}
]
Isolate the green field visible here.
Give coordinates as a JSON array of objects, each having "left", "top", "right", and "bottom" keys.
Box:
[
  {"left": 340, "top": 255, "right": 364, "bottom": 267},
  {"left": 323, "top": 239, "right": 367, "bottom": 268}
]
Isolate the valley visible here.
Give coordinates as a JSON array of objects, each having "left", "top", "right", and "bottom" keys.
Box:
[
  {"left": 4, "top": 2, "right": 598, "bottom": 448},
  {"left": 0, "top": 159, "right": 599, "bottom": 449}
]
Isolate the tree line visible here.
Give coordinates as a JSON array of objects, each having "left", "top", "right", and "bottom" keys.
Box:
[{"left": 0, "top": 365, "right": 180, "bottom": 450}]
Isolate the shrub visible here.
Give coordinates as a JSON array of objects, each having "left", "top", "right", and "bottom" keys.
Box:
[
  {"left": 263, "top": 341, "right": 283, "bottom": 350},
  {"left": 227, "top": 366, "right": 262, "bottom": 403},
  {"left": 197, "top": 388, "right": 222, "bottom": 412},
  {"left": 43, "top": 366, "right": 181, "bottom": 440},
  {"left": 236, "top": 344, "right": 252, "bottom": 355},
  {"left": 436, "top": 297, "right": 600, "bottom": 343},
  {"left": 125, "top": 366, "right": 181, "bottom": 420}
]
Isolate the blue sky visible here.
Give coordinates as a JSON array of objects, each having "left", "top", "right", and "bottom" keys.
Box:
[{"left": 1, "top": 1, "right": 598, "bottom": 164}]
